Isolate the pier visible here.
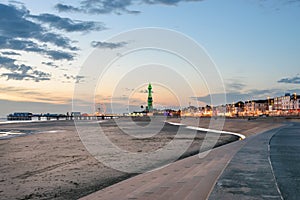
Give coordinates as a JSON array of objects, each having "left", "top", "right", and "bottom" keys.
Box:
[{"left": 7, "top": 112, "right": 118, "bottom": 121}]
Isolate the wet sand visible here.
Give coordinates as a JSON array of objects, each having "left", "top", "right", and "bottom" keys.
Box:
[{"left": 0, "top": 117, "right": 283, "bottom": 200}]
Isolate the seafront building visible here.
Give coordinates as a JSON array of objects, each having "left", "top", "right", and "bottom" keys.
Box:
[
  {"left": 272, "top": 93, "right": 299, "bottom": 114},
  {"left": 182, "top": 92, "right": 300, "bottom": 117},
  {"left": 243, "top": 100, "right": 268, "bottom": 116},
  {"left": 290, "top": 93, "right": 300, "bottom": 110}
]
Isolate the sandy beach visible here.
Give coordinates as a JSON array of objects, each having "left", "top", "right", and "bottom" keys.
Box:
[{"left": 0, "top": 117, "right": 285, "bottom": 200}]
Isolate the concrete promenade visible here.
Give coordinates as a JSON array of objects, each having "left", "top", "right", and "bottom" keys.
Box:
[
  {"left": 269, "top": 122, "right": 300, "bottom": 200},
  {"left": 81, "top": 122, "right": 299, "bottom": 200}
]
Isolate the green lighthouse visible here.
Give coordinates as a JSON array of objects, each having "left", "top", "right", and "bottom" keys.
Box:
[{"left": 147, "top": 83, "right": 153, "bottom": 112}]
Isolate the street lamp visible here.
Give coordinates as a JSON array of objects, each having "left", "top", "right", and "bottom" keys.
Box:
[
  {"left": 294, "top": 93, "right": 297, "bottom": 110},
  {"left": 267, "top": 96, "right": 270, "bottom": 114}
]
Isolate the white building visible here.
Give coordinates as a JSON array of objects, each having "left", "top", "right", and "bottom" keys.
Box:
[
  {"left": 281, "top": 94, "right": 291, "bottom": 110},
  {"left": 290, "top": 94, "right": 300, "bottom": 110},
  {"left": 274, "top": 96, "right": 283, "bottom": 111}
]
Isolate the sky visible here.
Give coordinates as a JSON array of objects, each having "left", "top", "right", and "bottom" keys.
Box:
[{"left": 0, "top": 0, "right": 300, "bottom": 116}]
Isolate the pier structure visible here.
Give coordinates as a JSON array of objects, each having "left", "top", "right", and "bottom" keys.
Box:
[{"left": 7, "top": 112, "right": 118, "bottom": 121}]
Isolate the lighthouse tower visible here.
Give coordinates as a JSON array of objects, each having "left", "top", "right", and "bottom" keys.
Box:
[{"left": 147, "top": 83, "right": 153, "bottom": 112}]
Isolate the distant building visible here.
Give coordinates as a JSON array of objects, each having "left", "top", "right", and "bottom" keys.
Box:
[
  {"left": 225, "top": 103, "right": 235, "bottom": 116},
  {"left": 244, "top": 100, "right": 268, "bottom": 115},
  {"left": 182, "top": 106, "right": 199, "bottom": 116},
  {"left": 215, "top": 105, "right": 227, "bottom": 116},
  {"left": 244, "top": 101, "right": 252, "bottom": 114},
  {"left": 255, "top": 100, "right": 268, "bottom": 114},
  {"left": 268, "top": 98, "right": 275, "bottom": 111},
  {"left": 282, "top": 93, "right": 291, "bottom": 110},
  {"left": 274, "top": 96, "right": 283, "bottom": 111},
  {"left": 274, "top": 93, "right": 299, "bottom": 112},
  {"left": 290, "top": 94, "right": 300, "bottom": 110},
  {"left": 234, "top": 101, "right": 245, "bottom": 115}
]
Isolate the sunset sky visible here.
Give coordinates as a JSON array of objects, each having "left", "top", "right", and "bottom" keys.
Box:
[{"left": 0, "top": 0, "right": 300, "bottom": 116}]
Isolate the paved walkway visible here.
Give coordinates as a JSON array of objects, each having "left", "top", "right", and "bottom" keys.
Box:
[
  {"left": 209, "top": 126, "right": 285, "bottom": 199},
  {"left": 269, "top": 122, "right": 300, "bottom": 200},
  {"left": 81, "top": 123, "right": 299, "bottom": 200}
]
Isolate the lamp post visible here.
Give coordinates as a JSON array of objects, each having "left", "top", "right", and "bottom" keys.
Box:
[
  {"left": 232, "top": 102, "right": 235, "bottom": 117},
  {"left": 294, "top": 93, "right": 297, "bottom": 111},
  {"left": 267, "top": 96, "right": 270, "bottom": 114},
  {"left": 251, "top": 100, "right": 256, "bottom": 117}
]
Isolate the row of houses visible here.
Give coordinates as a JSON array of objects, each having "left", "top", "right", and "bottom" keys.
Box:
[
  {"left": 274, "top": 93, "right": 300, "bottom": 111},
  {"left": 221, "top": 93, "right": 300, "bottom": 117},
  {"left": 182, "top": 93, "right": 300, "bottom": 117}
]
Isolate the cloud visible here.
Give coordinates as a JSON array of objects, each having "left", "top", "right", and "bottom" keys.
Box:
[
  {"left": 1, "top": 72, "right": 51, "bottom": 82},
  {"left": 0, "top": 99, "right": 74, "bottom": 117},
  {"left": 54, "top": 3, "right": 81, "bottom": 12},
  {"left": 0, "top": 55, "right": 51, "bottom": 82},
  {"left": 55, "top": 0, "right": 300, "bottom": 16},
  {"left": 278, "top": 75, "right": 300, "bottom": 84},
  {"left": 0, "top": 85, "right": 27, "bottom": 93},
  {"left": 124, "top": 87, "right": 134, "bottom": 91},
  {"left": 0, "top": 37, "right": 75, "bottom": 60},
  {"left": 224, "top": 78, "right": 247, "bottom": 92},
  {"left": 1, "top": 72, "right": 48, "bottom": 82},
  {"left": 144, "top": 0, "right": 187, "bottom": 5},
  {"left": 0, "top": 56, "right": 17, "bottom": 70},
  {"left": 226, "top": 82, "right": 246, "bottom": 91},
  {"left": 54, "top": 0, "right": 205, "bottom": 15},
  {"left": 91, "top": 41, "right": 128, "bottom": 49},
  {"left": 0, "top": 4, "right": 76, "bottom": 50},
  {"left": 191, "top": 92, "right": 248, "bottom": 106},
  {"left": 36, "top": 33, "right": 77, "bottom": 51},
  {"left": 0, "top": 85, "right": 70, "bottom": 104},
  {"left": 257, "top": 0, "right": 300, "bottom": 9},
  {"left": 63, "top": 74, "right": 85, "bottom": 83},
  {"left": 42, "top": 61, "right": 58, "bottom": 68},
  {"left": 55, "top": 1, "right": 140, "bottom": 15},
  {"left": 75, "top": 75, "right": 85, "bottom": 83},
  {"left": 0, "top": 37, "right": 40, "bottom": 52},
  {"left": 139, "top": 89, "right": 153, "bottom": 93},
  {"left": 1, "top": 51, "right": 21, "bottom": 56},
  {"left": 0, "top": 4, "right": 77, "bottom": 60},
  {"left": 46, "top": 50, "right": 75, "bottom": 61},
  {"left": 139, "top": 89, "right": 148, "bottom": 93},
  {"left": 191, "top": 88, "right": 300, "bottom": 105},
  {"left": 0, "top": 3, "right": 105, "bottom": 61},
  {"left": 0, "top": 99, "right": 62, "bottom": 116},
  {"left": 29, "top": 13, "right": 106, "bottom": 32}
]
